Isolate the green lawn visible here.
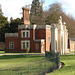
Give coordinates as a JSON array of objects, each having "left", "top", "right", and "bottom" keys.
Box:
[
  {"left": 0, "top": 51, "right": 5, "bottom": 54},
  {"left": 0, "top": 55, "right": 56, "bottom": 75},
  {"left": 1, "top": 54, "right": 75, "bottom": 75},
  {"left": 48, "top": 55, "right": 75, "bottom": 75},
  {"left": 0, "top": 55, "right": 45, "bottom": 69},
  {"left": 0, "top": 55, "right": 46, "bottom": 75}
]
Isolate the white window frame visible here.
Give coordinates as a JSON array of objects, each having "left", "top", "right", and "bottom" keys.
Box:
[
  {"left": 21, "top": 40, "right": 30, "bottom": 50},
  {"left": 9, "top": 42, "right": 14, "bottom": 49},
  {"left": 21, "top": 30, "right": 30, "bottom": 38},
  {"left": 36, "top": 44, "right": 39, "bottom": 50}
]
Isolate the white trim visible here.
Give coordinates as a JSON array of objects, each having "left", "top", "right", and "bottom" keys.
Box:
[
  {"left": 21, "top": 30, "right": 30, "bottom": 38},
  {"left": 5, "top": 33, "right": 18, "bottom": 37},
  {"left": 18, "top": 25, "right": 51, "bottom": 30},
  {"left": 9, "top": 42, "right": 14, "bottom": 49},
  {"left": 21, "top": 40, "right": 30, "bottom": 49}
]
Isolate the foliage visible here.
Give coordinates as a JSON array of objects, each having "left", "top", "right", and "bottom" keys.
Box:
[
  {"left": 0, "top": 4, "right": 9, "bottom": 42},
  {"left": 0, "top": 4, "right": 9, "bottom": 28},
  {"left": 45, "top": 2, "right": 75, "bottom": 37},
  {"left": 0, "top": 4, "right": 23, "bottom": 42},
  {"left": 0, "top": 23, "right": 10, "bottom": 42},
  {"left": 25, "top": 46, "right": 29, "bottom": 53},
  {"left": 45, "top": 51, "right": 60, "bottom": 69},
  {"left": 30, "top": 0, "right": 44, "bottom": 25},
  {"left": 61, "top": 13, "right": 75, "bottom": 37},
  {"left": 48, "top": 55, "right": 75, "bottom": 75},
  {"left": 0, "top": 4, "right": 3, "bottom": 16},
  {"left": 4, "top": 47, "right": 8, "bottom": 51},
  {"left": 10, "top": 18, "right": 22, "bottom": 33},
  {"left": 45, "top": 2, "right": 63, "bottom": 25}
]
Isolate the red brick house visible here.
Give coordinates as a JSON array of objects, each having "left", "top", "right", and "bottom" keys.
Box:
[
  {"left": 0, "top": 42, "right": 5, "bottom": 50},
  {"left": 68, "top": 38, "right": 75, "bottom": 52},
  {"left": 5, "top": 7, "right": 51, "bottom": 53}
]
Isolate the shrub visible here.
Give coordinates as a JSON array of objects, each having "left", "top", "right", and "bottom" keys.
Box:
[
  {"left": 45, "top": 51, "right": 60, "bottom": 69},
  {"left": 4, "top": 47, "right": 8, "bottom": 51},
  {"left": 25, "top": 46, "right": 29, "bottom": 53}
]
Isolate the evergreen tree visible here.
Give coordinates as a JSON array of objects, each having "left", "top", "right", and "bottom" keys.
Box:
[
  {"left": 30, "top": 0, "right": 43, "bottom": 25},
  {"left": 0, "top": 4, "right": 9, "bottom": 42},
  {"left": 9, "top": 18, "right": 22, "bottom": 33},
  {"left": 0, "top": 4, "right": 9, "bottom": 28},
  {"left": 0, "top": 4, "right": 3, "bottom": 16}
]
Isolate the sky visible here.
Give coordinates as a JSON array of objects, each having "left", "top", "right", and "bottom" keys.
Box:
[{"left": 0, "top": 0, "right": 75, "bottom": 21}]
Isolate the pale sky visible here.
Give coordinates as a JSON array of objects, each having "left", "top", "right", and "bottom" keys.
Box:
[{"left": 0, "top": 0, "right": 75, "bottom": 21}]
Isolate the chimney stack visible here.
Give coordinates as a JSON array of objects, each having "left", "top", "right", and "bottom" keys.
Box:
[{"left": 22, "top": 7, "right": 30, "bottom": 25}]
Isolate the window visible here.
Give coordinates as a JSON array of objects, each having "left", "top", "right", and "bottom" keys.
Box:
[
  {"left": 21, "top": 40, "right": 30, "bottom": 49},
  {"left": 23, "top": 32, "right": 25, "bottom": 38},
  {"left": 48, "top": 37, "right": 50, "bottom": 43},
  {"left": 21, "top": 30, "right": 30, "bottom": 38},
  {"left": 36, "top": 44, "right": 39, "bottom": 49},
  {"left": 23, "top": 42, "right": 25, "bottom": 49},
  {"left": 26, "top": 42, "right": 28, "bottom": 47},
  {"left": 9, "top": 42, "right": 14, "bottom": 49},
  {"left": 26, "top": 32, "right": 28, "bottom": 38}
]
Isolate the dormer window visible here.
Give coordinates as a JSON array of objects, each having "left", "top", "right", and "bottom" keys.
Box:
[{"left": 21, "top": 30, "right": 30, "bottom": 38}]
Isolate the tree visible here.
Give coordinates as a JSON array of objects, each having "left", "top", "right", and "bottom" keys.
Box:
[
  {"left": 0, "top": 23, "right": 10, "bottom": 42},
  {"left": 30, "top": 0, "right": 44, "bottom": 25},
  {"left": 0, "top": 4, "right": 9, "bottom": 42},
  {"left": 45, "top": 2, "right": 63, "bottom": 25},
  {"left": 44, "top": 2, "right": 75, "bottom": 37},
  {"left": 10, "top": 18, "right": 22, "bottom": 33},
  {"left": 0, "top": 4, "right": 9, "bottom": 28},
  {"left": 0, "top": 4, "right": 3, "bottom": 16}
]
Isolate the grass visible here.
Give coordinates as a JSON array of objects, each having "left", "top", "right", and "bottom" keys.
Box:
[
  {"left": 0, "top": 55, "right": 45, "bottom": 69},
  {"left": 48, "top": 55, "right": 75, "bottom": 75},
  {"left": 0, "top": 51, "right": 5, "bottom": 54},
  {"left": 0, "top": 55, "right": 45, "bottom": 75},
  {"left": 0, "top": 55, "right": 55, "bottom": 75}
]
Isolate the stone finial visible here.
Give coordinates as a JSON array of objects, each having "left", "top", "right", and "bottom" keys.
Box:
[
  {"left": 58, "top": 16, "right": 62, "bottom": 23},
  {"left": 63, "top": 22, "right": 66, "bottom": 25}
]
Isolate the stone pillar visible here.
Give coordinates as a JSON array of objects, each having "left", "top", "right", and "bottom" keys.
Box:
[
  {"left": 63, "top": 22, "right": 68, "bottom": 54},
  {"left": 62, "top": 32, "right": 64, "bottom": 54},
  {"left": 58, "top": 16, "right": 63, "bottom": 55},
  {"left": 51, "top": 23, "right": 56, "bottom": 53},
  {"left": 65, "top": 30, "right": 68, "bottom": 53}
]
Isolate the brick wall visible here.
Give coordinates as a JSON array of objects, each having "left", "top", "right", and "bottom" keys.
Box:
[
  {"left": 45, "top": 29, "right": 51, "bottom": 52},
  {"left": 5, "top": 27, "right": 51, "bottom": 53},
  {"left": 22, "top": 8, "right": 30, "bottom": 25},
  {"left": 69, "top": 40, "right": 75, "bottom": 51},
  {"left": 5, "top": 37, "right": 21, "bottom": 52},
  {"left": 0, "top": 42, "right": 5, "bottom": 50}
]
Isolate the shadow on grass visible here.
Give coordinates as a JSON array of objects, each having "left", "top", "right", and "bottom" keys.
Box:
[
  {"left": 60, "top": 65, "right": 75, "bottom": 73},
  {"left": 60, "top": 55, "right": 75, "bottom": 61},
  {"left": 0, "top": 55, "right": 44, "bottom": 60}
]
